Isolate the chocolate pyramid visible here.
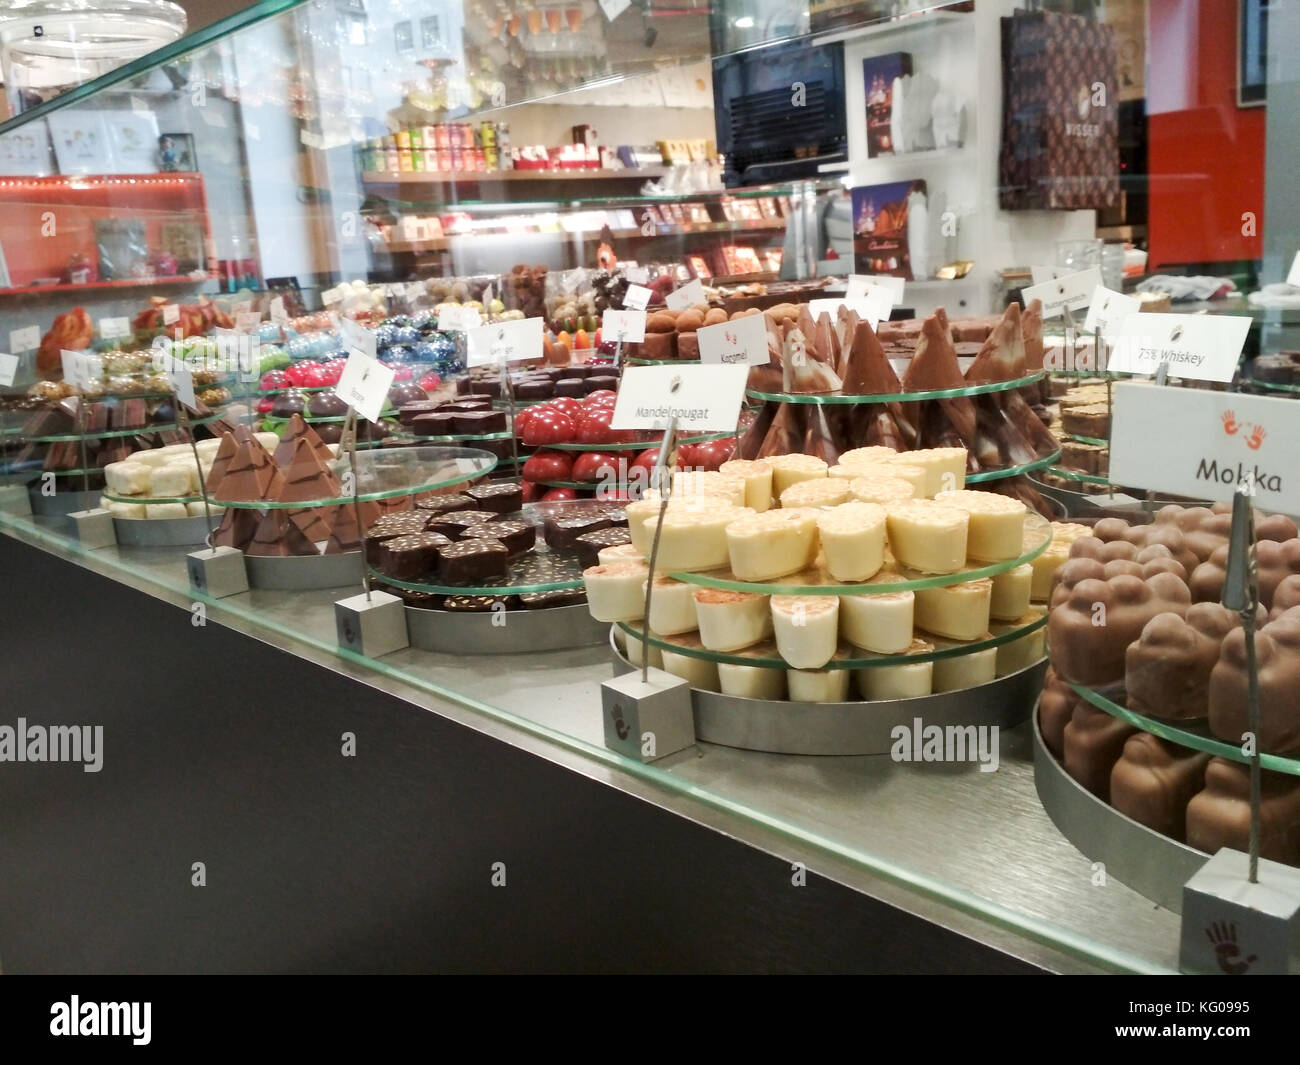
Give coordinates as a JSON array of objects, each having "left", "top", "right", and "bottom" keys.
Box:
[
  {"left": 204, "top": 431, "right": 240, "bottom": 496},
  {"left": 211, "top": 506, "right": 260, "bottom": 551},
  {"left": 802, "top": 404, "right": 842, "bottom": 465},
  {"left": 273, "top": 413, "right": 335, "bottom": 468},
  {"left": 287, "top": 507, "right": 334, "bottom": 544},
  {"left": 737, "top": 401, "right": 776, "bottom": 460},
  {"left": 902, "top": 314, "right": 976, "bottom": 448},
  {"left": 276, "top": 436, "right": 342, "bottom": 504},
  {"left": 756, "top": 402, "right": 804, "bottom": 458},
  {"left": 322, "top": 501, "right": 381, "bottom": 554},
  {"left": 965, "top": 303, "right": 1026, "bottom": 384},
  {"left": 810, "top": 312, "right": 840, "bottom": 368},
  {"left": 781, "top": 324, "right": 842, "bottom": 394},
  {"left": 1021, "top": 298, "right": 1045, "bottom": 370},
  {"left": 246, "top": 508, "right": 318, "bottom": 557},
  {"left": 219, "top": 434, "right": 284, "bottom": 501},
  {"left": 833, "top": 308, "right": 860, "bottom": 379},
  {"left": 842, "top": 319, "right": 904, "bottom": 395}
]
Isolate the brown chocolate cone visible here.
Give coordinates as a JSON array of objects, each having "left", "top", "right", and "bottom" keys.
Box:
[
  {"left": 902, "top": 314, "right": 976, "bottom": 447},
  {"left": 246, "top": 508, "right": 318, "bottom": 557},
  {"left": 737, "top": 401, "right": 776, "bottom": 460},
  {"left": 1022, "top": 298, "right": 1045, "bottom": 370},
  {"left": 218, "top": 434, "right": 284, "bottom": 501},
  {"left": 965, "top": 302, "right": 1026, "bottom": 383},
  {"left": 277, "top": 436, "right": 342, "bottom": 503},
  {"left": 211, "top": 506, "right": 259, "bottom": 551},
  {"left": 274, "top": 413, "right": 335, "bottom": 468},
  {"left": 756, "top": 402, "right": 804, "bottom": 458}
]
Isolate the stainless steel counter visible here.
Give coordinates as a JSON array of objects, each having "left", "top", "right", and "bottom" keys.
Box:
[{"left": 0, "top": 511, "right": 1183, "bottom": 973}]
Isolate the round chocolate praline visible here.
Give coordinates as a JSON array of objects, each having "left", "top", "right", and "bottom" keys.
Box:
[
  {"left": 307, "top": 390, "right": 349, "bottom": 417},
  {"left": 271, "top": 389, "right": 306, "bottom": 417},
  {"left": 388, "top": 382, "right": 428, "bottom": 406}
]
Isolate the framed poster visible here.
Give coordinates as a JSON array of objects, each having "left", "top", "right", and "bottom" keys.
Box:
[
  {"left": 0, "top": 120, "right": 56, "bottom": 176},
  {"left": 160, "top": 221, "right": 206, "bottom": 274},
  {"left": 46, "top": 110, "right": 114, "bottom": 175},
  {"left": 851, "top": 179, "right": 927, "bottom": 280},
  {"left": 103, "top": 110, "right": 160, "bottom": 172}
]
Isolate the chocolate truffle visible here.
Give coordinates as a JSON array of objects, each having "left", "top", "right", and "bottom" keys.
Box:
[
  {"left": 466, "top": 481, "right": 523, "bottom": 514},
  {"left": 1126, "top": 602, "right": 1243, "bottom": 721},
  {"left": 397, "top": 401, "right": 441, "bottom": 425},
  {"left": 544, "top": 512, "right": 612, "bottom": 550},
  {"left": 380, "top": 531, "right": 450, "bottom": 579},
  {"left": 388, "top": 382, "right": 428, "bottom": 406},
  {"left": 437, "top": 538, "right": 509, "bottom": 581},
  {"left": 411, "top": 412, "right": 458, "bottom": 436},
  {"left": 555, "top": 378, "right": 586, "bottom": 398},
  {"left": 1063, "top": 701, "right": 1138, "bottom": 801},
  {"left": 1209, "top": 606, "right": 1300, "bottom": 754},
  {"left": 1037, "top": 667, "right": 1080, "bottom": 759},
  {"left": 515, "top": 380, "right": 554, "bottom": 400},
  {"left": 1186, "top": 758, "right": 1300, "bottom": 865},
  {"left": 452, "top": 410, "right": 507, "bottom": 435},
  {"left": 307, "top": 390, "right": 349, "bottom": 418},
  {"left": 585, "top": 375, "right": 618, "bottom": 393},
  {"left": 1110, "top": 732, "right": 1211, "bottom": 843},
  {"left": 271, "top": 390, "right": 307, "bottom": 418}
]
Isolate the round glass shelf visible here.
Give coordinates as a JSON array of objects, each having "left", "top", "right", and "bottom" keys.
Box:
[
  {"left": 1044, "top": 465, "right": 1111, "bottom": 486},
  {"left": 964, "top": 447, "right": 1062, "bottom": 484},
  {"left": 540, "top": 431, "right": 732, "bottom": 453},
  {"left": 1241, "top": 374, "right": 1300, "bottom": 395},
  {"left": 209, "top": 446, "right": 497, "bottom": 509},
  {"left": 398, "top": 430, "right": 514, "bottom": 444},
  {"left": 19, "top": 408, "right": 230, "bottom": 443},
  {"left": 1063, "top": 431, "right": 1109, "bottom": 447},
  {"left": 746, "top": 370, "right": 1046, "bottom": 406},
  {"left": 259, "top": 412, "right": 396, "bottom": 426},
  {"left": 102, "top": 490, "right": 206, "bottom": 506},
  {"left": 33, "top": 467, "right": 109, "bottom": 478},
  {"left": 493, "top": 397, "right": 558, "bottom": 409},
  {"left": 617, "top": 610, "right": 1046, "bottom": 671},
  {"left": 533, "top": 479, "right": 632, "bottom": 492},
  {"left": 368, "top": 499, "right": 621, "bottom": 595},
  {"left": 669, "top": 513, "right": 1053, "bottom": 596},
  {"left": 625, "top": 357, "right": 682, "bottom": 367},
  {"left": 1069, "top": 681, "right": 1300, "bottom": 778}
]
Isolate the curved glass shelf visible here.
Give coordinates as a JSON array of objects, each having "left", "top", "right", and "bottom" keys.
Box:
[
  {"left": 670, "top": 513, "right": 1052, "bottom": 596},
  {"left": 625, "top": 357, "right": 684, "bottom": 367},
  {"left": 618, "top": 610, "right": 1046, "bottom": 671},
  {"left": 369, "top": 499, "right": 623, "bottom": 595},
  {"left": 493, "top": 397, "right": 558, "bottom": 410},
  {"left": 31, "top": 467, "right": 109, "bottom": 478},
  {"left": 209, "top": 446, "right": 497, "bottom": 509},
  {"left": 964, "top": 448, "right": 1062, "bottom": 484},
  {"left": 399, "top": 430, "right": 514, "bottom": 444},
  {"left": 260, "top": 412, "right": 396, "bottom": 426},
  {"left": 1241, "top": 374, "right": 1300, "bottom": 395},
  {"left": 1063, "top": 432, "right": 1109, "bottom": 447},
  {"left": 1043, "top": 465, "right": 1111, "bottom": 486},
  {"left": 1069, "top": 682, "right": 1300, "bottom": 778},
  {"left": 102, "top": 489, "right": 207, "bottom": 506},
  {"left": 540, "top": 431, "right": 732, "bottom": 452},
  {"left": 18, "top": 408, "right": 230, "bottom": 443},
  {"left": 533, "top": 479, "right": 632, "bottom": 492},
  {"left": 747, "top": 370, "right": 1046, "bottom": 406}
]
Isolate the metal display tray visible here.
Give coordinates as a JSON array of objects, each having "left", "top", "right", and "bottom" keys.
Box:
[
  {"left": 610, "top": 629, "right": 1046, "bottom": 756},
  {"left": 244, "top": 551, "right": 364, "bottom": 590},
  {"left": 114, "top": 514, "right": 213, "bottom": 547}
]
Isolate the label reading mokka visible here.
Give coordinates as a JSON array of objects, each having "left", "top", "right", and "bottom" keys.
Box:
[
  {"left": 1110, "top": 383, "right": 1300, "bottom": 512},
  {"left": 697, "top": 312, "right": 768, "bottom": 366},
  {"left": 1022, "top": 267, "right": 1102, "bottom": 319},
  {"left": 611, "top": 364, "right": 748, "bottom": 431},
  {"left": 1106, "top": 312, "right": 1249, "bottom": 383}
]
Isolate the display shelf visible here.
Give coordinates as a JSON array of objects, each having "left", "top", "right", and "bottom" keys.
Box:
[
  {"left": 387, "top": 220, "right": 785, "bottom": 253},
  {"left": 103, "top": 489, "right": 205, "bottom": 506},
  {"left": 618, "top": 610, "right": 1046, "bottom": 671},
  {"left": 1068, "top": 681, "right": 1300, "bottom": 778},
  {"left": 747, "top": 370, "right": 1047, "bottom": 405},
  {"left": 208, "top": 446, "right": 496, "bottom": 509},
  {"left": 15, "top": 407, "right": 229, "bottom": 442},
  {"left": 0, "top": 276, "right": 209, "bottom": 298},
  {"left": 370, "top": 499, "right": 621, "bottom": 596},
  {"left": 1043, "top": 465, "right": 1111, "bottom": 487},
  {"left": 399, "top": 429, "right": 514, "bottom": 444},
  {"left": 531, "top": 479, "right": 632, "bottom": 492},
  {"left": 1240, "top": 373, "right": 1300, "bottom": 395},
  {"left": 259, "top": 412, "right": 397, "bottom": 426},
  {"left": 404, "top": 599, "right": 605, "bottom": 655},
  {"left": 111, "top": 513, "right": 214, "bottom": 547},
  {"left": 1062, "top": 432, "right": 1109, "bottom": 447},
  {"left": 962, "top": 448, "right": 1062, "bottom": 484},
  {"left": 540, "top": 431, "right": 731, "bottom": 453},
  {"left": 811, "top": 7, "right": 971, "bottom": 47},
  {"left": 670, "top": 513, "right": 1052, "bottom": 596},
  {"left": 362, "top": 168, "right": 671, "bottom": 186}
]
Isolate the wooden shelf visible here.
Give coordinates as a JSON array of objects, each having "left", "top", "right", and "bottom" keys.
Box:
[
  {"left": 386, "top": 219, "right": 785, "bottom": 253},
  {"left": 362, "top": 167, "right": 669, "bottom": 185},
  {"left": 0, "top": 275, "right": 210, "bottom": 298}
]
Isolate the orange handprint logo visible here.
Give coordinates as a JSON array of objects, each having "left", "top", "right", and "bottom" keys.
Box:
[
  {"left": 1222, "top": 410, "right": 1240, "bottom": 435},
  {"left": 1246, "top": 423, "right": 1266, "bottom": 450}
]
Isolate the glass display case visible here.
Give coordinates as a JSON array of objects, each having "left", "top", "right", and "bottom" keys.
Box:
[{"left": 4, "top": 0, "right": 1300, "bottom": 975}]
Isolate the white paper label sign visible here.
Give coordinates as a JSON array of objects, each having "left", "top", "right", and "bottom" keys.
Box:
[
  {"left": 10, "top": 325, "right": 40, "bottom": 352},
  {"left": 321, "top": 286, "right": 342, "bottom": 307},
  {"left": 99, "top": 316, "right": 130, "bottom": 340},
  {"left": 162, "top": 304, "right": 181, "bottom": 326},
  {"left": 1022, "top": 267, "right": 1103, "bottom": 319},
  {"left": 623, "top": 283, "right": 652, "bottom": 310},
  {"left": 438, "top": 305, "right": 482, "bottom": 332},
  {"left": 602, "top": 309, "right": 646, "bottom": 344},
  {"left": 848, "top": 273, "right": 904, "bottom": 301},
  {"left": 61, "top": 349, "right": 94, "bottom": 390},
  {"left": 1287, "top": 251, "right": 1300, "bottom": 288},
  {"left": 336, "top": 350, "right": 395, "bottom": 424},
  {"left": 1029, "top": 265, "right": 1072, "bottom": 285},
  {"left": 611, "top": 365, "right": 748, "bottom": 431},
  {"left": 0, "top": 353, "right": 18, "bottom": 388},
  {"left": 338, "top": 316, "right": 377, "bottom": 360},
  {"left": 1111, "top": 383, "right": 1300, "bottom": 513},
  {"left": 809, "top": 288, "right": 893, "bottom": 327},
  {"left": 236, "top": 311, "right": 262, "bottom": 333},
  {"left": 466, "top": 317, "right": 543, "bottom": 367},
  {"left": 1083, "top": 285, "right": 1140, "bottom": 334},
  {"left": 697, "top": 312, "right": 768, "bottom": 366},
  {"left": 1106, "top": 312, "right": 1250, "bottom": 383},
  {"left": 162, "top": 356, "right": 196, "bottom": 410},
  {"left": 270, "top": 296, "right": 289, "bottom": 326},
  {"left": 665, "top": 279, "right": 705, "bottom": 310}
]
